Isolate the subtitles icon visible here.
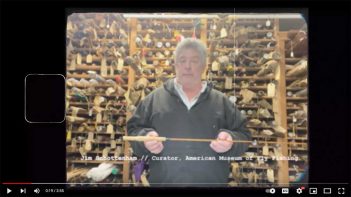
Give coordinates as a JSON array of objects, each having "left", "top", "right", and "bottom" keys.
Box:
[
  {"left": 282, "top": 188, "right": 289, "bottom": 194},
  {"left": 309, "top": 188, "right": 318, "bottom": 194}
]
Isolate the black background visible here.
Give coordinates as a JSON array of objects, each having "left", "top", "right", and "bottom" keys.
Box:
[{"left": 0, "top": 0, "right": 350, "bottom": 196}]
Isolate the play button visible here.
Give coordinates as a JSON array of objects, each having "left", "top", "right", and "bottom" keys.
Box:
[{"left": 7, "top": 188, "right": 12, "bottom": 194}]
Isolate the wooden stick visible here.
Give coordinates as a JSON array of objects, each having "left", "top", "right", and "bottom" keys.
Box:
[
  {"left": 123, "top": 136, "right": 167, "bottom": 142},
  {"left": 123, "top": 136, "right": 307, "bottom": 145},
  {"left": 168, "top": 137, "right": 250, "bottom": 143}
]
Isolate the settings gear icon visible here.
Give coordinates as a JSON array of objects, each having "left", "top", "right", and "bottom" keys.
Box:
[{"left": 296, "top": 188, "right": 303, "bottom": 194}]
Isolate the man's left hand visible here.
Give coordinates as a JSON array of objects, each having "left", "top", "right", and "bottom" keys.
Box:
[{"left": 210, "top": 131, "right": 233, "bottom": 153}]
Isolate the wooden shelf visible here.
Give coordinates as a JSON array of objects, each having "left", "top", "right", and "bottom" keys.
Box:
[
  {"left": 209, "top": 47, "right": 276, "bottom": 52},
  {"left": 67, "top": 73, "right": 129, "bottom": 81},
  {"left": 212, "top": 76, "right": 275, "bottom": 81},
  {"left": 143, "top": 38, "right": 178, "bottom": 43},
  {"left": 94, "top": 38, "right": 127, "bottom": 43},
  {"left": 208, "top": 38, "right": 276, "bottom": 43},
  {"left": 66, "top": 111, "right": 126, "bottom": 117},
  {"left": 69, "top": 160, "right": 124, "bottom": 165},
  {"left": 286, "top": 117, "right": 307, "bottom": 121},
  {"left": 242, "top": 155, "right": 275, "bottom": 159},
  {"left": 246, "top": 30, "right": 274, "bottom": 33},
  {"left": 232, "top": 66, "right": 261, "bottom": 72},
  {"left": 231, "top": 85, "right": 267, "bottom": 91},
  {"left": 139, "top": 29, "right": 194, "bottom": 34},
  {"left": 73, "top": 48, "right": 98, "bottom": 52},
  {"left": 69, "top": 101, "right": 126, "bottom": 107},
  {"left": 288, "top": 127, "right": 307, "bottom": 131},
  {"left": 237, "top": 105, "right": 261, "bottom": 109},
  {"left": 138, "top": 20, "right": 195, "bottom": 27},
  {"left": 288, "top": 159, "right": 308, "bottom": 163},
  {"left": 136, "top": 47, "right": 176, "bottom": 51},
  {"left": 67, "top": 84, "right": 128, "bottom": 90},
  {"left": 246, "top": 29, "right": 274, "bottom": 33},
  {"left": 68, "top": 93, "right": 126, "bottom": 99},
  {"left": 287, "top": 137, "right": 308, "bottom": 141},
  {"left": 288, "top": 168, "right": 305, "bottom": 172},
  {"left": 285, "top": 57, "right": 306, "bottom": 64},
  {"left": 239, "top": 166, "right": 278, "bottom": 170},
  {"left": 144, "top": 57, "right": 173, "bottom": 61},
  {"left": 234, "top": 20, "right": 275, "bottom": 26},
  {"left": 142, "top": 66, "right": 173, "bottom": 71},
  {"left": 69, "top": 121, "right": 126, "bottom": 126},
  {"left": 67, "top": 56, "right": 129, "bottom": 65},
  {"left": 286, "top": 87, "right": 306, "bottom": 91},
  {"left": 75, "top": 141, "right": 123, "bottom": 145},
  {"left": 248, "top": 144, "right": 275, "bottom": 149},
  {"left": 238, "top": 177, "right": 276, "bottom": 182},
  {"left": 286, "top": 106, "right": 302, "bottom": 110},
  {"left": 252, "top": 135, "right": 278, "bottom": 139},
  {"left": 71, "top": 131, "right": 125, "bottom": 135},
  {"left": 67, "top": 150, "right": 125, "bottom": 154},
  {"left": 235, "top": 95, "right": 273, "bottom": 100},
  {"left": 288, "top": 147, "right": 308, "bottom": 151},
  {"left": 71, "top": 38, "right": 127, "bottom": 43},
  {"left": 286, "top": 97, "right": 308, "bottom": 101},
  {"left": 246, "top": 116, "right": 274, "bottom": 120},
  {"left": 286, "top": 77, "right": 305, "bottom": 81},
  {"left": 72, "top": 64, "right": 129, "bottom": 72}
]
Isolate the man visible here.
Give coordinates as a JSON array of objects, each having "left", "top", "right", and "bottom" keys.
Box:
[{"left": 127, "top": 38, "right": 251, "bottom": 187}]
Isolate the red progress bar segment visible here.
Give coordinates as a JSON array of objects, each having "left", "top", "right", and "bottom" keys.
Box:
[{"left": 2, "top": 182, "right": 32, "bottom": 184}]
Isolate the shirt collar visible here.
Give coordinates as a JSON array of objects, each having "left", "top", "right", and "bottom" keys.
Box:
[{"left": 174, "top": 78, "right": 207, "bottom": 94}]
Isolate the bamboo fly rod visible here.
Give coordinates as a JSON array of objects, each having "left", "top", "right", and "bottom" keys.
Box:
[{"left": 122, "top": 136, "right": 307, "bottom": 145}]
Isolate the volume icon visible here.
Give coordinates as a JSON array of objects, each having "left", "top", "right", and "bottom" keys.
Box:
[{"left": 34, "top": 188, "right": 40, "bottom": 194}]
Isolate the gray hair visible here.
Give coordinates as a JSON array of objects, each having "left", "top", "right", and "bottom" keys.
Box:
[{"left": 174, "top": 38, "right": 207, "bottom": 67}]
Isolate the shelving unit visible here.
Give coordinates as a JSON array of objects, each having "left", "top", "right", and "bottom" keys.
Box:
[
  {"left": 66, "top": 13, "right": 131, "bottom": 185},
  {"left": 66, "top": 13, "right": 308, "bottom": 187},
  {"left": 284, "top": 28, "right": 308, "bottom": 183}
]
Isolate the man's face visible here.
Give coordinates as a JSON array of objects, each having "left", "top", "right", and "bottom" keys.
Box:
[{"left": 175, "top": 48, "right": 205, "bottom": 86}]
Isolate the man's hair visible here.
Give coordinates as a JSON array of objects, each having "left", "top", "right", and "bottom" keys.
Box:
[{"left": 174, "top": 38, "right": 207, "bottom": 67}]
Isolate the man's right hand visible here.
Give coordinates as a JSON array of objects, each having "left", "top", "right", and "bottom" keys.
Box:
[{"left": 144, "top": 131, "right": 164, "bottom": 154}]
